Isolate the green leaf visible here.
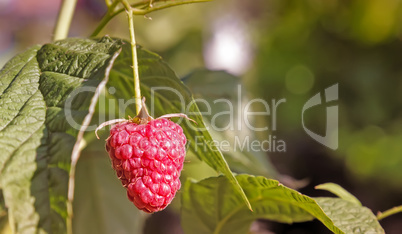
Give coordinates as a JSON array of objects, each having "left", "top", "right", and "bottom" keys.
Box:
[
  {"left": 315, "top": 197, "right": 384, "bottom": 234},
  {"left": 315, "top": 183, "right": 361, "bottom": 205},
  {"left": 182, "top": 69, "right": 278, "bottom": 177},
  {"left": 0, "top": 36, "right": 123, "bottom": 233},
  {"left": 102, "top": 43, "right": 251, "bottom": 210},
  {"left": 181, "top": 174, "right": 343, "bottom": 234},
  {"left": 182, "top": 174, "right": 385, "bottom": 234}
]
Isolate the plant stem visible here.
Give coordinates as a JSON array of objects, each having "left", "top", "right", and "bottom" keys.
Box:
[
  {"left": 122, "top": 1, "right": 142, "bottom": 114},
  {"left": 53, "top": 0, "right": 78, "bottom": 41},
  {"left": 105, "top": 0, "right": 113, "bottom": 7},
  {"left": 91, "top": 0, "right": 212, "bottom": 38},
  {"left": 91, "top": 0, "right": 121, "bottom": 38},
  {"left": 130, "top": 0, "right": 212, "bottom": 15},
  {"left": 377, "top": 205, "right": 402, "bottom": 220},
  {"left": 66, "top": 166, "right": 76, "bottom": 234}
]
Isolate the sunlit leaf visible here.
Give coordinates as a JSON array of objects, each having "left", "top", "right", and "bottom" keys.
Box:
[
  {"left": 315, "top": 197, "right": 384, "bottom": 233},
  {"left": 0, "top": 37, "right": 123, "bottom": 233},
  {"left": 182, "top": 175, "right": 341, "bottom": 234},
  {"left": 315, "top": 182, "right": 361, "bottom": 205},
  {"left": 182, "top": 174, "right": 385, "bottom": 234}
]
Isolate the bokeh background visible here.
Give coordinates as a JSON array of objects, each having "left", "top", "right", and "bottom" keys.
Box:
[{"left": 1, "top": 0, "right": 402, "bottom": 233}]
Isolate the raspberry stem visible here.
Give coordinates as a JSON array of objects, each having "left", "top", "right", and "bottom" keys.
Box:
[{"left": 122, "top": 0, "right": 142, "bottom": 114}]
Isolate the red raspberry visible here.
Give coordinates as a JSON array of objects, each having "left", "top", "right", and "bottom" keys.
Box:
[{"left": 105, "top": 118, "right": 186, "bottom": 213}]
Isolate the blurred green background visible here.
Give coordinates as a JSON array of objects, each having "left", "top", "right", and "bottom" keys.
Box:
[{"left": 1, "top": 0, "right": 402, "bottom": 233}]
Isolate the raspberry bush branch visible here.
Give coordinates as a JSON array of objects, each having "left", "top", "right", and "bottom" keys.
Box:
[
  {"left": 90, "top": 0, "right": 122, "bottom": 38},
  {"left": 91, "top": 0, "right": 213, "bottom": 38}
]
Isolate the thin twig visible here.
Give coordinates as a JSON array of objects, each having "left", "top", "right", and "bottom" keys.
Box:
[
  {"left": 91, "top": 1, "right": 145, "bottom": 37},
  {"left": 90, "top": 0, "right": 212, "bottom": 38},
  {"left": 377, "top": 205, "right": 402, "bottom": 221},
  {"left": 131, "top": 0, "right": 212, "bottom": 15}
]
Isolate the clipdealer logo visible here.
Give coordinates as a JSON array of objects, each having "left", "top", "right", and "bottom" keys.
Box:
[
  {"left": 302, "top": 84, "right": 338, "bottom": 150},
  {"left": 64, "top": 84, "right": 339, "bottom": 152}
]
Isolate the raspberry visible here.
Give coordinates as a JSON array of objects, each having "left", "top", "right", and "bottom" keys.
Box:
[
  {"left": 96, "top": 98, "right": 194, "bottom": 213},
  {"left": 95, "top": 97, "right": 196, "bottom": 213},
  {"left": 105, "top": 118, "right": 186, "bottom": 213}
]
